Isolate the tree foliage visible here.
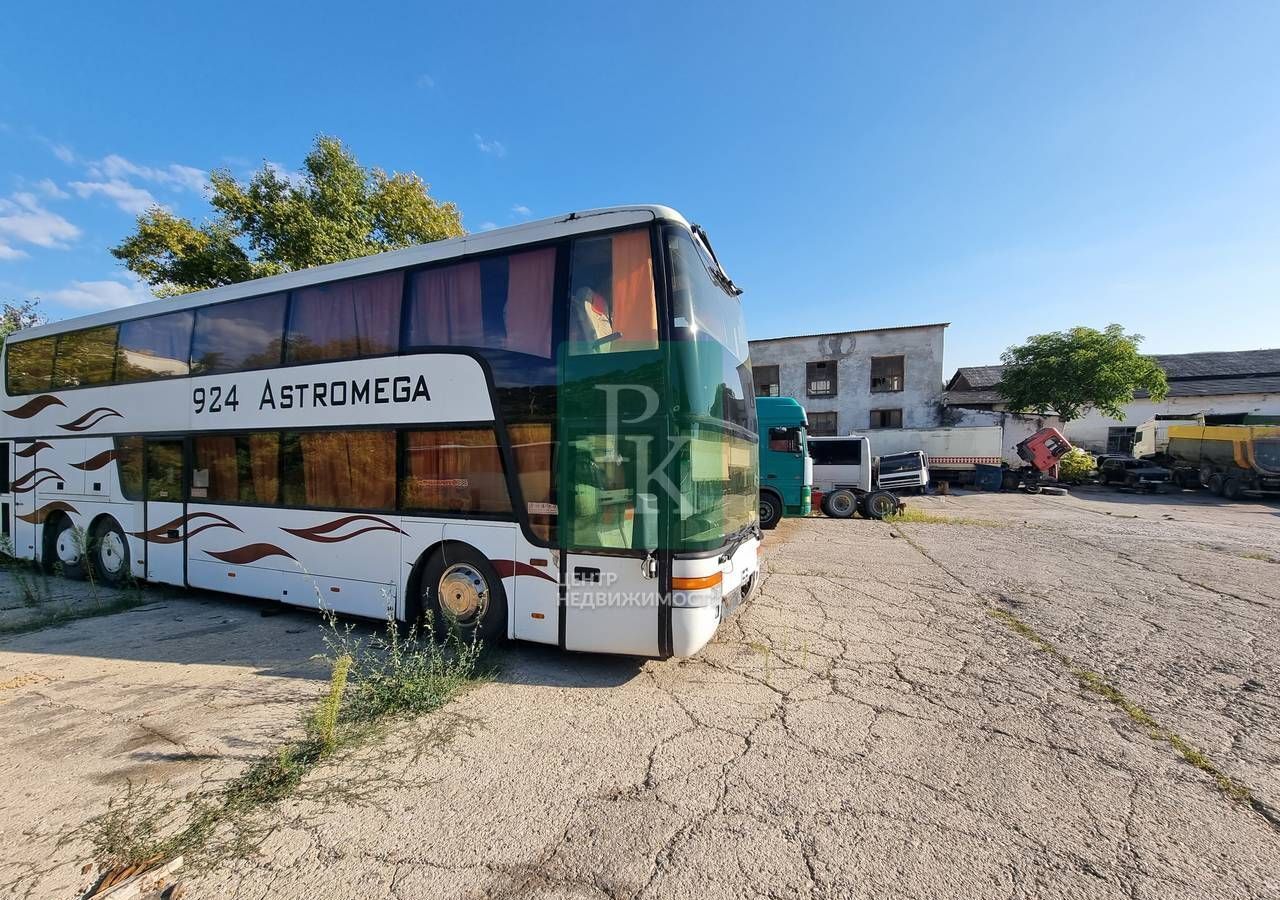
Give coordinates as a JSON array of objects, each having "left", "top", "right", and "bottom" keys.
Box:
[
  {"left": 0, "top": 299, "right": 47, "bottom": 340},
  {"left": 998, "top": 324, "right": 1168, "bottom": 423},
  {"left": 112, "top": 137, "right": 464, "bottom": 295}
]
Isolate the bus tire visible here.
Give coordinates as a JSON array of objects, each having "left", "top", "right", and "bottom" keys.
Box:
[
  {"left": 91, "top": 517, "right": 131, "bottom": 586},
  {"left": 759, "top": 492, "right": 782, "bottom": 530},
  {"left": 45, "top": 515, "right": 87, "bottom": 580},
  {"left": 1222, "top": 477, "right": 1243, "bottom": 500},
  {"left": 1208, "top": 474, "right": 1225, "bottom": 496},
  {"left": 418, "top": 543, "right": 507, "bottom": 645},
  {"left": 825, "top": 489, "right": 857, "bottom": 519},
  {"left": 863, "top": 490, "right": 899, "bottom": 520}
]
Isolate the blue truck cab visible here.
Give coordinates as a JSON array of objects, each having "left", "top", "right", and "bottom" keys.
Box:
[{"left": 756, "top": 397, "right": 813, "bottom": 528}]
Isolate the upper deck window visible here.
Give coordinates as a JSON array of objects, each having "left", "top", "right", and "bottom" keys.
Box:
[
  {"left": 53, "top": 325, "right": 119, "bottom": 388},
  {"left": 117, "top": 310, "right": 194, "bottom": 382},
  {"left": 191, "top": 293, "right": 287, "bottom": 375},
  {"left": 568, "top": 230, "right": 658, "bottom": 355},
  {"left": 286, "top": 271, "right": 403, "bottom": 363},
  {"left": 5, "top": 336, "right": 56, "bottom": 395},
  {"left": 405, "top": 247, "right": 556, "bottom": 359}
]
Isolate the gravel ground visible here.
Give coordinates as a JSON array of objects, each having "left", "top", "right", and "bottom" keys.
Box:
[{"left": 2, "top": 487, "right": 1278, "bottom": 899}]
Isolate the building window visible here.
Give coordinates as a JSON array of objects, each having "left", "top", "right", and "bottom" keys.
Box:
[
  {"left": 754, "top": 365, "right": 780, "bottom": 398},
  {"left": 807, "top": 360, "right": 837, "bottom": 397},
  {"left": 809, "top": 411, "right": 838, "bottom": 436},
  {"left": 869, "top": 408, "right": 903, "bottom": 429},
  {"left": 1107, "top": 427, "right": 1137, "bottom": 455},
  {"left": 870, "top": 356, "right": 904, "bottom": 393}
]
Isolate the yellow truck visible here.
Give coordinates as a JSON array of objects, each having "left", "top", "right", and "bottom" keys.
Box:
[{"left": 1165, "top": 424, "right": 1280, "bottom": 498}]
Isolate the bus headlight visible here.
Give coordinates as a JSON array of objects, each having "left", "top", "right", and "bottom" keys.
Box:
[{"left": 670, "top": 572, "right": 723, "bottom": 608}]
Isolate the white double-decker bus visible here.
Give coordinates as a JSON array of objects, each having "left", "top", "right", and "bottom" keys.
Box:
[{"left": 0, "top": 206, "right": 760, "bottom": 657}]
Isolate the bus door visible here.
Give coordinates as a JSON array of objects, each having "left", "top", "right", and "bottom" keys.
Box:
[
  {"left": 9, "top": 439, "right": 38, "bottom": 560},
  {"left": 0, "top": 440, "right": 13, "bottom": 553},
  {"left": 142, "top": 437, "right": 186, "bottom": 586}
]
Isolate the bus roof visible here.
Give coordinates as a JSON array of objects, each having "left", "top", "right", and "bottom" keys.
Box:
[{"left": 13, "top": 204, "right": 691, "bottom": 343}]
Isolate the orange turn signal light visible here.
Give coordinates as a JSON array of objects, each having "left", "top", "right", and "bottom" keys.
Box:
[{"left": 671, "top": 572, "right": 723, "bottom": 591}]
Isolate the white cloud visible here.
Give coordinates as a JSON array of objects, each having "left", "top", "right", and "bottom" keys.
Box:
[
  {"left": 0, "top": 242, "right": 27, "bottom": 261},
  {"left": 44, "top": 275, "right": 154, "bottom": 311},
  {"left": 68, "top": 178, "right": 159, "bottom": 214},
  {"left": 0, "top": 192, "right": 81, "bottom": 250},
  {"left": 88, "top": 154, "right": 208, "bottom": 193},
  {"left": 265, "top": 161, "right": 307, "bottom": 188},
  {"left": 474, "top": 133, "right": 507, "bottom": 157},
  {"left": 512, "top": 204, "right": 531, "bottom": 217},
  {"left": 35, "top": 178, "right": 69, "bottom": 199},
  {"left": 417, "top": 74, "right": 436, "bottom": 89},
  {"left": 477, "top": 221, "right": 498, "bottom": 231},
  {"left": 50, "top": 143, "right": 76, "bottom": 164}
]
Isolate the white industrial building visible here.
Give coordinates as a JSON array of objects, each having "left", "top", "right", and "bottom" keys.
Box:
[
  {"left": 748, "top": 323, "right": 948, "bottom": 436},
  {"left": 945, "top": 348, "right": 1280, "bottom": 454}
]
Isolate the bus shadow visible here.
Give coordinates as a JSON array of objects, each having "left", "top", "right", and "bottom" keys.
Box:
[{"left": 492, "top": 641, "right": 647, "bottom": 689}]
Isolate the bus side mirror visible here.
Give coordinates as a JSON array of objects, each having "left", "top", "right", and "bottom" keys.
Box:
[{"left": 636, "top": 492, "right": 658, "bottom": 552}]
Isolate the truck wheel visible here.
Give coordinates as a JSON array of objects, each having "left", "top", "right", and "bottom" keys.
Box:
[
  {"left": 825, "top": 489, "right": 857, "bottom": 519},
  {"left": 759, "top": 493, "right": 782, "bottom": 530},
  {"left": 863, "top": 490, "right": 899, "bottom": 520},
  {"left": 1208, "top": 474, "right": 1224, "bottom": 496},
  {"left": 1222, "top": 477, "right": 1243, "bottom": 500}
]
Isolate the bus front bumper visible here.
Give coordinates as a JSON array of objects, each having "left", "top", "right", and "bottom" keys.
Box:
[{"left": 669, "top": 536, "right": 761, "bottom": 657}]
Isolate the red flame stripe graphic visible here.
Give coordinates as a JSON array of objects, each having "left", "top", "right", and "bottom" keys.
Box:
[
  {"left": 14, "top": 441, "right": 52, "bottom": 458},
  {"left": 281, "top": 514, "right": 406, "bottom": 543},
  {"left": 205, "top": 543, "right": 297, "bottom": 564},
  {"left": 490, "top": 559, "right": 557, "bottom": 583},
  {"left": 3, "top": 395, "right": 66, "bottom": 419},
  {"left": 58, "top": 407, "right": 123, "bottom": 432},
  {"left": 17, "top": 500, "right": 78, "bottom": 524},
  {"left": 130, "top": 512, "right": 241, "bottom": 544},
  {"left": 70, "top": 448, "right": 118, "bottom": 471}
]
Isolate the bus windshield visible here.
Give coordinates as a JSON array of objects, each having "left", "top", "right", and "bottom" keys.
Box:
[{"left": 667, "top": 227, "right": 758, "bottom": 551}]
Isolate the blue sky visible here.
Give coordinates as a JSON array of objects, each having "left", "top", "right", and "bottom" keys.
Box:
[{"left": 1, "top": 1, "right": 1277, "bottom": 371}]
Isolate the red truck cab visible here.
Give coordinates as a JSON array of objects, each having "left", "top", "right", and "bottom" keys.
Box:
[{"left": 1016, "top": 427, "right": 1072, "bottom": 473}]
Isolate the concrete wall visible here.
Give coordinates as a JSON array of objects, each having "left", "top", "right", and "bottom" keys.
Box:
[
  {"left": 749, "top": 326, "right": 946, "bottom": 434},
  {"left": 1064, "top": 392, "right": 1280, "bottom": 452},
  {"left": 943, "top": 407, "right": 1065, "bottom": 465}
]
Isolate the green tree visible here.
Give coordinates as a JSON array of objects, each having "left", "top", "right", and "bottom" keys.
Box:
[
  {"left": 112, "top": 136, "right": 464, "bottom": 295},
  {"left": 0, "top": 299, "right": 47, "bottom": 340},
  {"left": 998, "top": 324, "right": 1168, "bottom": 423}
]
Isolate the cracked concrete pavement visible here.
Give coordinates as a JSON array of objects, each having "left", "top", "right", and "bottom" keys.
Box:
[{"left": 3, "top": 487, "right": 1279, "bottom": 898}]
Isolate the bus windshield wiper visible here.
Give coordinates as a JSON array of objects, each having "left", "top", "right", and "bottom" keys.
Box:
[{"left": 691, "top": 224, "right": 743, "bottom": 296}]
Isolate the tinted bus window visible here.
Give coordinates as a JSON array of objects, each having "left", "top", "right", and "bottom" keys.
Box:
[
  {"left": 192, "top": 434, "right": 280, "bottom": 504},
  {"left": 281, "top": 430, "right": 395, "bottom": 510},
  {"left": 401, "top": 429, "right": 512, "bottom": 514},
  {"left": 117, "top": 311, "right": 193, "bottom": 382},
  {"left": 5, "top": 337, "right": 56, "bottom": 395},
  {"left": 115, "top": 436, "right": 144, "bottom": 500},
  {"left": 191, "top": 294, "right": 287, "bottom": 375},
  {"left": 286, "top": 271, "right": 403, "bottom": 363},
  {"left": 53, "top": 325, "right": 119, "bottom": 388},
  {"left": 405, "top": 247, "right": 555, "bottom": 358},
  {"left": 568, "top": 230, "right": 657, "bottom": 355},
  {"left": 810, "top": 439, "right": 861, "bottom": 466}
]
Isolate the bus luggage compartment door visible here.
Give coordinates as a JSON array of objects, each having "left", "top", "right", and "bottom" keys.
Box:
[{"left": 563, "top": 551, "right": 660, "bottom": 656}]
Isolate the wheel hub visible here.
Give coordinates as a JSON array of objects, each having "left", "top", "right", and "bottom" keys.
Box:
[
  {"left": 438, "top": 563, "right": 488, "bottom": 623},
  {"left": 55, "top": 528, "right": 81, "bottom": 565},
  {"left": 99, "top": 532, "right": 126, "bottom": 575}
]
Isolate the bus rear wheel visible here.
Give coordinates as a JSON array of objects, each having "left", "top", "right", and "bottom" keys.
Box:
[
  {"left": 1222, "top": 477, "right": 1243, "bottom": 500},
  {"left": 92, "top": 517, "right": 131, "bottom": 586},
  {"left": 46, "top": 516, "right": 87, "bottom": 580},
  {"left": 759, "top": 493, "right": 782, "bottom": 530},
  {"left": 418, "top": 543, "right": 507, "bottom": 645},
  {"left": 862, "top": 490, "right": 899, "bottom": 520},
  {"left": 824, "top": 490, "right": 857, "bottom": 519}
]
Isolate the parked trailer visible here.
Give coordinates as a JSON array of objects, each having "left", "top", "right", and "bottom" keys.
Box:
[
  {"left": 863, "top": 426, "right": 1003, "bottom": 485},
  {"left": 808, "top": 435, "right": 927, "bottom": 519},
  {"left": 1133, "top": 418, "right": 1202, "bottom": 459},
  {"left": 1165, "top": 425, "right": 1280, "bottom": 497}
]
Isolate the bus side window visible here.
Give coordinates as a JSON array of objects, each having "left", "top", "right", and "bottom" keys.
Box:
[
  {"left": 567, "top": 229, "right": 658, "bottom": 355},
  {"left": 145, "top": 440, "right": 185, "bottom": 501}
]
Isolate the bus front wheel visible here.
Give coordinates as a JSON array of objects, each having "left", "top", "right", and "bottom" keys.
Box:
[
  {"left": 418, "top": 543, "right": 508, "bottom": 645},
  {"left": 759, "top": 493, "right": 782, "bottom": 530}
]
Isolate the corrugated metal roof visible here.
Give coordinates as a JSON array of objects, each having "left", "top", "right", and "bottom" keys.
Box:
[{"left": 943, "top": 389, "right": 1006, "bottom": 406}]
